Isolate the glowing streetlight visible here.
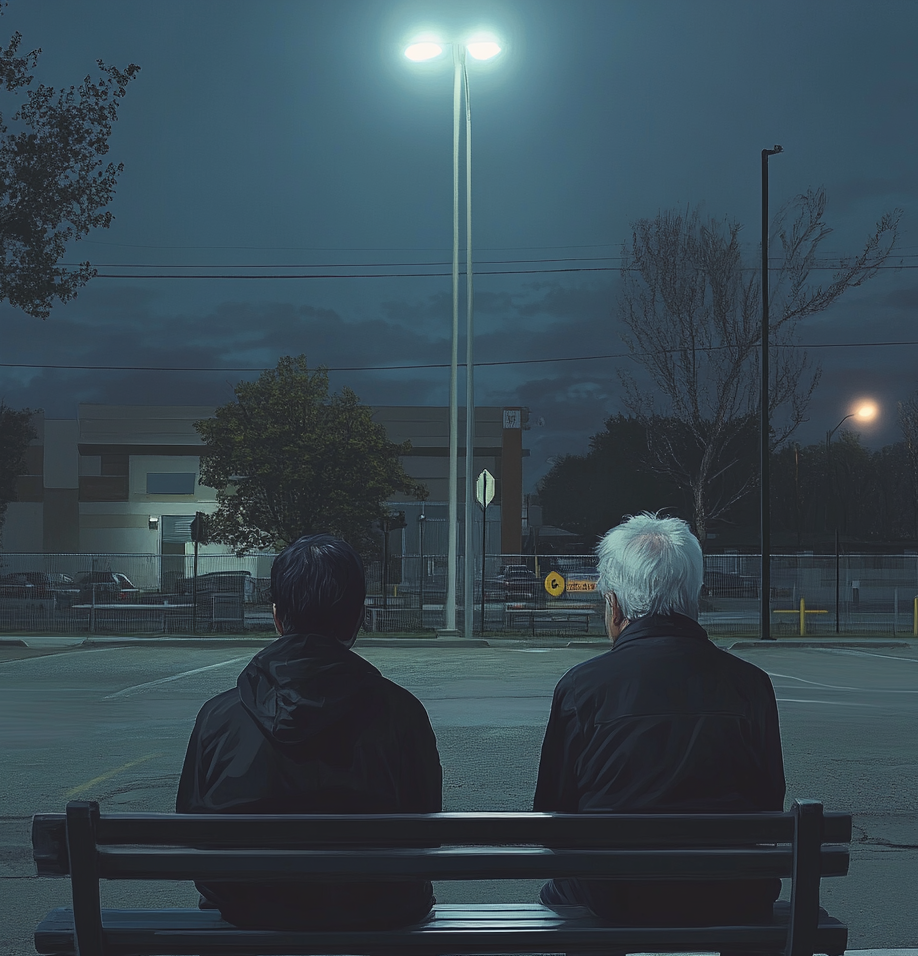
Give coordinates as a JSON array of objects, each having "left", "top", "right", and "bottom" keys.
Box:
[
  {"left": 405, "top": 42, "right": 444, "bottom": 61},
  {"left": 403, "top": 31, "right": 503, "bottom": 639},
  {"left": 854, "top": 401, "right": 878, "bottom": 423}
]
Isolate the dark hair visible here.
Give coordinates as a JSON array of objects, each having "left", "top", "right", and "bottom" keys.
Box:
[{"left": 271, "top": 534, "right": 366, "bottom": 642}]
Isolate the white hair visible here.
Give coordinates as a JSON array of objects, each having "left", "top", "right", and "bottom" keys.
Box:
[{"left": 595, "top": 512, "right": 703, "bottom": 620}]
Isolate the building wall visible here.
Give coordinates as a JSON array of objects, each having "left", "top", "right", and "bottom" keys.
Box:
[{"left": 2, "top": 403, "right": 525, "bottom": 556}]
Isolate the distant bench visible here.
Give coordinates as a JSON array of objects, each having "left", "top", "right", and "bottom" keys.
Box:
[
  {"left": 506, "top": 606, "right": 595, "bottom": 635},
  {"left": 32, "top": 798, "right": 850, "bottom": 956}
]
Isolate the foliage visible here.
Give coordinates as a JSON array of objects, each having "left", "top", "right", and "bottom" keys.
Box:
[
  {"left": 0, "top": 400, "right": 36, "bottom": 542},
  {"left": 0, "top": 15, "right": 140, "bottom": 318},
  {"left": 618, "top": 190, "right": 900, "bottom": 546},
  {"left": 898, "top": 396, "right": 918, "bottom": 539},
  {"left": 195, "top": 356, "right": 427, "bottom": 554},
  {"left": 538, "top": 414, "right": 687, "bottom": 544},
  {"left": 770, "top": 432, "right": 918, "bottom": 546}
]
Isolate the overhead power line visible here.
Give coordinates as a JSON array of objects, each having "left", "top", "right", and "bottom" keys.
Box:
[{"left": 1, "top": 338, "right": 916, "bottom": 375}]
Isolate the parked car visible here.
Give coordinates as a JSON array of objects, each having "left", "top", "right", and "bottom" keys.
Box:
[
  {"left": 702, "top": 570, "right": 758, "bottom": 598},
  {"left": 485, "top": 565, "right": 540, "bottom": 601},
  {"left": 0, "top": 571, "right": 80, "bottom": 609},
  {"left": 73, "top": 571, "right": 139, "bottom": 604}
]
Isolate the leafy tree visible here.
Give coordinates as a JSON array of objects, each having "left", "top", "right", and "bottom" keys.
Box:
[
  {"left": 618, "top": 190, "right": 900, "bottom": 546},
  {"left": 0, "top": 13, "right": 139, "bottom": 318},
  {"left": 770, "top": 433, "right": 917, "bottom": 548},
  {"left": 539, "top": 414, "right": 687, "bottom": 544},
  {"left": 195, "top": 356, "right": 427, "bottom": 554},
  {"left": 0, "top": 400, "right": 36, "bottom": 543}
]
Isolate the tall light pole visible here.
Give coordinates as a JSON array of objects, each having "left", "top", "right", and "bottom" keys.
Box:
[
  {"left": 404, "top": 34, "right": 502, "bottom": 639},
  {"left": 760, "top": 145, "right": 782, "bottom": 641},
  {"left": 826, "top": 402, "right": 878, "bottom": 632}
]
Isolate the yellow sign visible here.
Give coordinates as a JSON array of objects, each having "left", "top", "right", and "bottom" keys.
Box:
[
  {"left": 567, "top": 579, "right": 596, "bottom": 592},
  {"left": 544, "top": 571, "right": 566, "bottom": 597}
]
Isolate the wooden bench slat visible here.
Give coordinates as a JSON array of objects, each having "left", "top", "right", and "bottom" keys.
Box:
[
  {"left": 32, "top": 809, "right": 852, "bottom": 866},
  {"left": 34, "top": 904, "right": 849, "bottom": 956},
  {"left": 94, "top": 844, "right": 849, "bottom": 881}
]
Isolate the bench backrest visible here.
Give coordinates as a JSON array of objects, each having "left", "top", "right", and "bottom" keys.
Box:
[{"left": 32, "top": 799, "right": 850, "bottom": 956}]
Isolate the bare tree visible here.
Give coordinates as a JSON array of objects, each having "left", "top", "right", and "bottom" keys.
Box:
[{"left": 618, "top": 189, "right": 900, "bottom": 546}]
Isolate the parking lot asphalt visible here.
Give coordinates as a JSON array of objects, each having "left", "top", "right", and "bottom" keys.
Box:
[{"left": 2, "top": 634, "right": 918, "bottom": 953}]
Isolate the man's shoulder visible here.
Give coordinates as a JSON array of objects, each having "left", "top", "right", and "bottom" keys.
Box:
[
  {"left": 374, "top": 672, "right": 430, "bottom": 713},
  {"left": 556, "top": 647, "right": 616, "bottom": 693},
  {"left": 194, "top": 686, "right": 241, "bottom": 726},
  {"left": 713, "top": 644, "right": 774, "bottom": 687}
]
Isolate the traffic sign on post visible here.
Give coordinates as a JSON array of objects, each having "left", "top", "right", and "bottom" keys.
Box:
[
  {"left": 544, "top": 570, "right": 566, "bottom": 597},
  {"left": 476, "top": 469, "right": 495, "bottom": 508}
]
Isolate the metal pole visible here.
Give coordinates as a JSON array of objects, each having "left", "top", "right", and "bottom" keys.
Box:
[
  {"left": 382, "top": 519, "right": 390, "bottom": 611},
  {"left": 760, "top": 146, "right": 782, "bottom": 641},
  {"left": 827, "top": 415, "right": 851, "bottom": 633},
  {"left": 462, "top": 48, "right": 476, "bottom": 641},
  {"left": 835, "top": 527, "right": 840, "bottom": 633},
  {"left": 192, "top": 537, "right": 199, "bottom": 634},
  {"left": 418, "top": 513, "right": 425, "bottom": 630},
  {"left": 442, "top": 46, "right": 461, "bottom": 637},
  {"left": 480, "top": 501, "right": 487, "bottom": 635}
]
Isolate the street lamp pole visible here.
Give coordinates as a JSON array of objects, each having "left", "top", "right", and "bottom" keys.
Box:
[
  {"left": 825, "top": 415, "right": 852, "bottom": 635},
  {"left": 826, "top": 402, "right": 878, "bottom": 633},
  {"left": 404, "top": 34, "right": 501, "bottom": 639},
  {"left": 760, "top": 145, "right": 782, "bottom": 642},
  {"left": 461, "top": 52, "right": 476, "bottom": 642},
  {"left": 442, "top": 44, "right": 461, "bottom": 636}
]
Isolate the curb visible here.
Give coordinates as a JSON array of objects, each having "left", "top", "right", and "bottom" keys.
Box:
[{"left": 728, "top": 640, "right": 912, "bottom": 650}]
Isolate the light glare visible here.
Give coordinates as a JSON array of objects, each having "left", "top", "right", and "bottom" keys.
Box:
[
  {"left": 855, "top": 401, "right": 878, "bottom": 422},
  {"left": 405, "top": 41, "right": 443, "bottom": 61},
  {"left": 466, "top": 40, "right": 502, "bottom": 60}
]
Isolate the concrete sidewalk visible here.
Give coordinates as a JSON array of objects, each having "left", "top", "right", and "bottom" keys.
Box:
[{"left": 1, "top": 633, "right": 915, "bottom": 651}]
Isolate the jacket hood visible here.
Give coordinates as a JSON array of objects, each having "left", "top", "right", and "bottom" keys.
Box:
[{"left": 237, "top": 631, "right": 382, "bottom": 746}]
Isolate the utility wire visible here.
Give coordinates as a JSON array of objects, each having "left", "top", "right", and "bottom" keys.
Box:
[
  {"left": 76, "top": 263, "right": 913, "bottom": 279},
  {"left": 1, "top": 338, "right": 916, "bottom": 374}
]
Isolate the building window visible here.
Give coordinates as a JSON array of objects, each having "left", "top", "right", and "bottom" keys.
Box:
[{"left": 146, "top": 473, "right": 196, "bottom": 495}]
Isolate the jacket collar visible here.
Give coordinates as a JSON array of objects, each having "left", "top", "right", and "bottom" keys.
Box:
[{"left": 613, "top": 612, "right": 709, "bottom": 649}]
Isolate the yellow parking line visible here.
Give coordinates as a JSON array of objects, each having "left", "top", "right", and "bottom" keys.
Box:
[{"left": 64, "top": 752, "right": 166, "bottom": 799}]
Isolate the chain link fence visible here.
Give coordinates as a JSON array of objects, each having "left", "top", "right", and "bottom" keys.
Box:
[{"left": 2, "top": 550, "right": 917, "bottom": 637}]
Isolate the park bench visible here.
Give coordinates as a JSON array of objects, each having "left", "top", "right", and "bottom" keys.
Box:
[
  {"left": 507, "top": 605, "right": 595, "bottom": 635},
  {"left": 31, "top": 798, "right": 850, "bottom": 956}
]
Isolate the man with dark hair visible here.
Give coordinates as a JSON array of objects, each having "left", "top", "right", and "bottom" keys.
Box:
[
  {"left": 177, "top": 533, "right": 442, "bottom": 930},
  {"left": 535, "top": 513, "right": 785, "bottom": 927}
]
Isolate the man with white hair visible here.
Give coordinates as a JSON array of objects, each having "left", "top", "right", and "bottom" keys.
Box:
[{"left": 534, "top": 512, "right": 785, "bottom": 926}]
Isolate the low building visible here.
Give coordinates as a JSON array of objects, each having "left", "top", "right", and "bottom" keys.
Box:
[{"left": 3, "top": 403, "right": 527, "bottom": 558}]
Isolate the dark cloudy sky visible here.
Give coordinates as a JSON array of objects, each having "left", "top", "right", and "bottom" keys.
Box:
[{"left": 1, "top": 0, "right": 916, "bottom": 492}]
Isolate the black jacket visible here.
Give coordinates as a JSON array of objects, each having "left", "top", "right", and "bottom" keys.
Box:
[
  {"left": 534, "top": 613, "right": 786, "bottom": 923},
  {"left": 176, "top": 631, "right": 442, "bottom": 929}
]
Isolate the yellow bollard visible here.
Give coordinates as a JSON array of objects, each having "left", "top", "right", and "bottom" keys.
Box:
[{"left": 799, "top": 598, "right": 805, "bottom": 637}]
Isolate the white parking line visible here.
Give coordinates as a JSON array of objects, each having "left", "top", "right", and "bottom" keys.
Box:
[
  {"left": 814, "top": 648, "right": 918, "bottom": 663},
  {"left": 103, "top": 656, "right": 252, "bottom": 699},
  {"left": 776, "top": 698, "right": 880, "bottom": 707},
  {"left": 765, "top": 670, "right": 918, "bottom": 693}
]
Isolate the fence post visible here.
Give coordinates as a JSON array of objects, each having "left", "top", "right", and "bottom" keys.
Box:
[
  {"left": 799, "top": 597, "right": 806, "bottom": 637},
  {"left": 913, "top": 597, "right": 917, "bottom": 638}
]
